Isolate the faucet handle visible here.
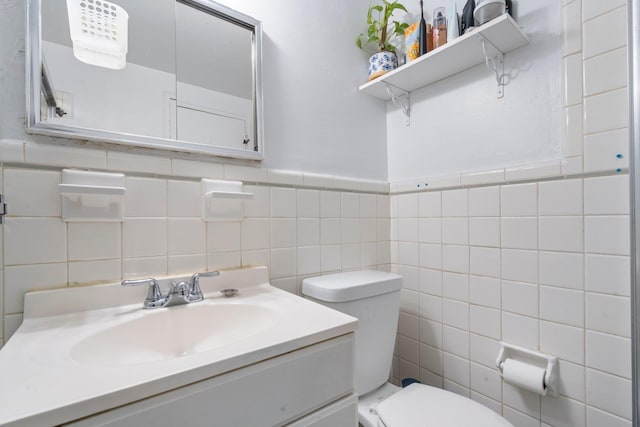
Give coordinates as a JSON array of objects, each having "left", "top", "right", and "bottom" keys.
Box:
[
  {"left": 169, "top": 281, "right": 190, "bottom": 296},
  {"left": 189, "top": 271, "right": 220, "bottom": 301},
  {"left": 121, "top": 278, "right": 165, "bottom": 309}
]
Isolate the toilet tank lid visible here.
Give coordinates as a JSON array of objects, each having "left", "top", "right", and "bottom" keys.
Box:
[{"left": 302, "top": 270, "right": 402, "bottom": 302}]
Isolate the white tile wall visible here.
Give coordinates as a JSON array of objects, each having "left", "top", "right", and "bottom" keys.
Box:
[
  {"left": 168, "top": 219, "right": 205, "bottom": 255},
  {"left": 68, "top": 223, "right": 121, "bottom": 260},
  {"left": 582, "top": 0, "right": 626, "bottom": 21},
  {"left": 470, "top": 217, "right": 501, "bottom": 247},
  {"left": 4, "top": 169, "right": 61, "bottom": 217},
  {"left": 585, "top": 216, "right": 630, "bottom": 256},
  {"left": 271, "top": 187, "right": 297, "bottom": 218},
  {"left": 123, "top": 218, "right": 168, "bottom": 258},
  {"left": 564, "top": 52, "right": 584, "bottom": 107},
  {"left": 4, "top": 263, "right": 67, "bottom": 314},
  {"left": 583, "top": 88, "right": 629, "bottom": 135},
  {"left": 539, "top": 251, "right": 584, "bottom": 290},
  {"left": 559, "top": 0, "right": 630, "bottom": 178},
  {"left": 392, "top": 176, "right": 631, "bottom": 425},
  {"left": 585, "top": 254, "right": 630, "bottom": 296},
  {"left": 167, "top": 180, "right": 201, "bottom": 218},
  {"left": 583, "top": 47, "right": 628, "bottom": 97},
  {"left": 5, "top": 218, "right": 67, "bottom": 265},
  {"left": 586, "top": 369, "right": 632, "bottom": 419},
  {"left": 541, "top": 395, "right": 585, "bottom": 427},
  {"left": 562, "top": 105, "right": 583, "bottom": 158},
  {"left": 586, "top": 330, "right": 631, "bottom": 378},
  {"left": 125, "top": 177, "right": 167, "bottom": 217},
  {"left": 584, "top": 175, "right": 629, "bottom": 215},
  {"left": 539, "top": 216, "right": 584, "bottom": 253},
  {"left": 25, "top": 142, "right": 106, "bottom": 169},
  {"left": 501, "top": 184, "right": 537, "bottom": 216},
  {"left": 69, "top": 259, "right": 121, "bottom": 285},
  {"left": 586, "top": 406, "right": 632, "bottom": 427},
  {"left": 562, "top": 0, "right": 582, "bottom": 57},
  {"left": 538, "top": 179, "right": 583, "bottom": 216},
  {"left": 582, "top": 6, "right": 628, "bottom": 60},
  {"left": 469, "top": 186, "right": 500, "bottom": 217},
  {"left": 0, "top": 166, "right": 392, "bottom": 339}
]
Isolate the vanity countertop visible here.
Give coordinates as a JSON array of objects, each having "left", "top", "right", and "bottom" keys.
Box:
[{"left": 0, "top": 267, "right": 358, "bottom": 426}]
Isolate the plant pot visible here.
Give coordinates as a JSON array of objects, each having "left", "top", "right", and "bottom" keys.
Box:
[{"left": 368, "top": 51, "right": 398, "bottom": 81}]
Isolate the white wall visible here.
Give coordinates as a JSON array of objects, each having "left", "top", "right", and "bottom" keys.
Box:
[
  {"left": 387, "top": 0, "right": 562, "bottom": 180},
  {"left": 216, "top": 0, "right": 390, "bottom": 179}
]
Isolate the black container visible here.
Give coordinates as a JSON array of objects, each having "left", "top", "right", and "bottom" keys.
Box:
[
  {"left": 461, "top": 0, "right": 475, "bottom": 34},
  {"left": 419, "top": 0, "right": 428, "bottom": 55}
]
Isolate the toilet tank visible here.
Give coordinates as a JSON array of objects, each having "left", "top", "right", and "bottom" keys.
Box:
[{"left": 302, "top": 270, "right": 402, "bottom": 396}]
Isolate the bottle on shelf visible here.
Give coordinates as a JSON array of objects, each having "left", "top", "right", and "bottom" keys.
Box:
[
  {"left": 448, "top": 2, "right": 460, "bottom": 42},
  {"left": 404, "top": 21, "right": 420, "bottom": 62},
  {"left": 433, "top": 7, "right": 447, "bottom": 49},
  {"left": 419, "top": 0, "right": 428, "bottom": 55}
]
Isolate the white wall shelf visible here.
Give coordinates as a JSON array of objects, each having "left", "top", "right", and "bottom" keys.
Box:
[
  {"left": 201, "top": 179, "right": 254, "bottom": 221},
  {"left": 59, "top": 169, "right": 126, "bottom": 222},
  {"left": 358, "top": 14, "right": 529, "bottom": 101}
]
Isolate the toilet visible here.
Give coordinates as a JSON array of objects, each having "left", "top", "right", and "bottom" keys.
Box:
[{"left": 302, "top": 270, "right": 513, "bottom": 427}]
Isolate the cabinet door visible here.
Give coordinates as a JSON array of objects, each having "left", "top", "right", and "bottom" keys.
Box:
[
  {"left": 285, "top": 394, "right": 357, "bottom": 427},
  {"left": 65, "top": 334, "right": 354, "bottom": 427},
  {"left": 176, "top": 105, "right": 248, "bottom": 149}
]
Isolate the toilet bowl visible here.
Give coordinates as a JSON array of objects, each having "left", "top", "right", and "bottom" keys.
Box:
[{"left": 302, "top": 270, "right": 513, "bottom": 427}]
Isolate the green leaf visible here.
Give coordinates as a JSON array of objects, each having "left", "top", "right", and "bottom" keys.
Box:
[{"left": 357, "top": 0, "right": 408, "bottom": 53}]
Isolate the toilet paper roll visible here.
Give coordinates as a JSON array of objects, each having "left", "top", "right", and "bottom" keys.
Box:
[{"left": 502, "top": 359, "right": 547, "bottom": 396}]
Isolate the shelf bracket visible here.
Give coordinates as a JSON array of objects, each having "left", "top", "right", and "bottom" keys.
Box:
[
  {"left": 383, "top": 82, "right": 411, "bottom": 126},
  {"left": 477, "top": 34, "right": 505, "bottom": 98}
]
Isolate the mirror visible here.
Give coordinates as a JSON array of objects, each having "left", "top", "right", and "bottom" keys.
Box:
[{"left": 27, "top": 0, "right": 263, "bottom": 160}]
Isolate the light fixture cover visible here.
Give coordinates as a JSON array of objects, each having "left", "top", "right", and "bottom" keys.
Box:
[{"left": 66, "top": 0, "right": 129, "bottom": 69}]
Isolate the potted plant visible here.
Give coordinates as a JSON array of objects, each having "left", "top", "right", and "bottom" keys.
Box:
[{"left": 356, "top": 0, "right": 409, "bottom": 80}]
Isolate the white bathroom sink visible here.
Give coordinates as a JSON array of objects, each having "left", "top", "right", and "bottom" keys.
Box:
[
  {"left": 0, "top": 266, "right": 358, "bottom": 427},
  {"left": 70, "top": 303, "right": 276, "bottom": 364}
]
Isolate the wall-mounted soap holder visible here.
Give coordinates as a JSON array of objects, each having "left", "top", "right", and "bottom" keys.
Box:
[
  {"left": 202, "top": 179, "right": 253, "bottom": 221},
  {"left": 59, "top": 169, "right": 126, "bottom": 222}
]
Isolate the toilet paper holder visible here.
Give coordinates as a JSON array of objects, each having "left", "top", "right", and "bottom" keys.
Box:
[{"left": 496, "top": 342, "right": 558, "bottom": 397}]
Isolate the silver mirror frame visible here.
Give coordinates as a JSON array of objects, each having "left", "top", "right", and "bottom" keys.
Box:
[{"left": 25, "top": 0, "right": 264, "bottom": 161}]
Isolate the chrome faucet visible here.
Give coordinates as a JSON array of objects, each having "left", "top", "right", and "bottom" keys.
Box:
[{"left": 122, "top": 271, "right": 220, "bottom": 309}]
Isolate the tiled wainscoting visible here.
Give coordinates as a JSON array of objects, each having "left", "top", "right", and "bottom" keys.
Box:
[
  {"left": 390, "top": 174, "right": 631, "bottom": 427},
  {"left": 0, "top": 165, "right": 391, "bottom": 345},
  {"left": 0, "top": 163, "right": 633, "bottom": 427}
]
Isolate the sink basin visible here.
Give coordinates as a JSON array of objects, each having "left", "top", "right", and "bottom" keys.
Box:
[
  {"left": 0, "top": 266, "right": 359, "bottom": 426},
  {"left": 70, "top": 303, "right": 276, "bottom": 364}
]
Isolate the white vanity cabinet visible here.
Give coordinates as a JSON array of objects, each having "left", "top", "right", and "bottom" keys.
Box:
[{"left": 63, "top": 334, "right": 356, "bottom": 427}]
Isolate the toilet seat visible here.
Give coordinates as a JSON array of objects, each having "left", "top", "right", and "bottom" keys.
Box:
[{"left": 376, "top": 383, "right": 513, "bottom": 427}]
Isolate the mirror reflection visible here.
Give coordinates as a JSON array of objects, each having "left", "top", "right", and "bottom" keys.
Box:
[
  {"left": 32, "top": 0, "right": 262, "bottom": 159},
  {"left": 175, "top": 2, "right": 254, "bottom": 149}
]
